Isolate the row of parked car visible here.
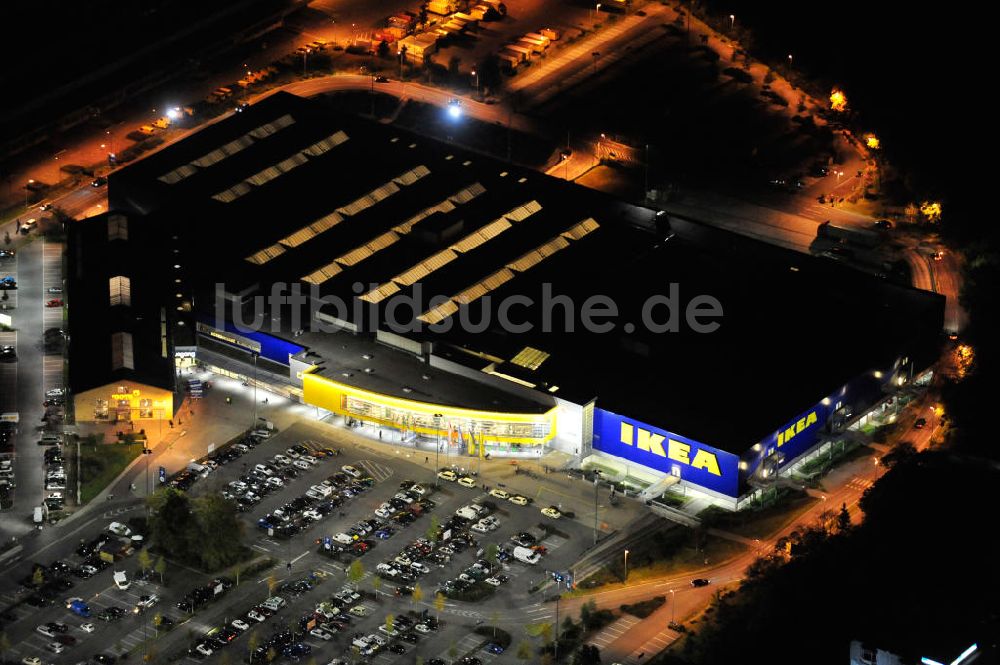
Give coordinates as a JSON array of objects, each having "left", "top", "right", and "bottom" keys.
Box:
[{"left": 255, "top": 462, "right": 373, "bottom": 541}]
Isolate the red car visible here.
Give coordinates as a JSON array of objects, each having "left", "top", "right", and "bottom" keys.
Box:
[{"left": 46, "top": 299, "right": 63, "bottom": 307}]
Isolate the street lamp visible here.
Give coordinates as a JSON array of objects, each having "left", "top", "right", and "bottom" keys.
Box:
[
  {"left": 593, "top": 469, "right": 602, "bottom": 544},
  {"left": 434, "top": 413, "right": 443, "bottom": 486},
  {"left": 873, "top": 457, "right": 879, "bottom": 481},
  {"left": 729, "top": 14, "right": 735, "bottom": 31},
  {"left": 25, "top": 179, "right": 34, "bottom": 208},
  {"left": 470, "top": 69, "right": 480, "bottom": 98},
  {"left": 669, "top": 589, "right": 676, "bottom": 624},
  {"left": 623, "top": 549, "right": 629, "bottom": 582}
]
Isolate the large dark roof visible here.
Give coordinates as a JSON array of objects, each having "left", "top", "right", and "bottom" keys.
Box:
[
  {"left": 100, "top": 92, "right": 944, "bottom": 452},
  {"left": 66, "top": 215, "right": 176, "bottom": 395}
]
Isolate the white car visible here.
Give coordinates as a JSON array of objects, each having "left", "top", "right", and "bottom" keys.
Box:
[
  {"left": 108, "top": 521, "right": 132, "bottom": 537},
  {"left": 374, "top": 505, "right": 392, "bottom": 519},
  {"left": 273, "top": 455, "right": 292, "bottom": 466},
  {"left": 254, "top": 464, "right": 274, "bottom": 476},
  {"left": 349, "top": 605, "right": 370, "bottom": 617},
  {"left": 80, "top": 623, "right": 96, "bottom": 633},
  {"left": 509, "top": 495, "right": 529, "bottom": 506},
  {"left": 488, "top": 488, "right": 510, "bottom": 500},
  {"left": 293, "top": 459, "right": 311, "bottom": 471},
  {"left": 457, "top": 476, "right": 477, "bottom": 488},
  {"left": 437, "top": 470, "right": 457, "bottom": 482},
  {"left": 484, "top": 577, "right": 502, "bottom": 587},
  {"left": 310, "top": 627, "right": 334, "bottom": 640},
  {"left": 22, "top": 658, "right": 42, "bottom": 665},
  {"left": 541, "top": 506, "right": 562, "bottom": 519},
  {"left": 195, "top": 643, "right": 213, "bottom": 657},
  {"left": 299, "top": 455, "right": 319, "bottom": 466},
  {"left": 410, "top": 562, "right": 430, "bottom": 574},
  {"left": 135, "top": 594, "right": 158, "bottom": 610},
  {"left": 246, "top": 609, "right": 266, "bottom": 623},
  {"left": 266, "top": 476, "right": 284, "bottom": 488},
  {"left": 302, "top": 509, "right": 322, "bottom": 522},
  {"left": 341, "top": 465, "right": 362, "bottom": 478},
  {"left": 285, "top": 448, "right": 301, "bottom": 459},
  {"left": 414, "top": 623, "right": 431, "bottom": 634},
  {"left": 409, "top": 484, "right": 427, "bottom": 495},
  {"left": 46, "top": 643, "right": 64, "bottom": 654},
  {"left": 393, "top": 492, "right": 415, "bottom": 504},
  {"left": 36, "top": 625, "right": 57, "bottom": 638},
  {"left": 232, "top": 619, "right": 250, "bottom": 632},
  {"left": 471, "top": 522, "right": 490, "bottom": 534}
]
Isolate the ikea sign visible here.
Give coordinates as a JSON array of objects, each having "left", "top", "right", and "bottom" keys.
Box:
[{"left": 593, "top": 409, "right": 740, "bottom": 498}]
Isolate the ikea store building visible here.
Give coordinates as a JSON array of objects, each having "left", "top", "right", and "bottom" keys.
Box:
[{"left": 69, "top": 93, "right": 945, "bottom": 509}]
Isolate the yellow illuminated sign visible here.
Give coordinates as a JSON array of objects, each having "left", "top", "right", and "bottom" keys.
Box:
[
  {"left": 303, "top": 372, "right": 556, "bottom": 445},
  {"left": 776, "top": 411, "right": 818, "bottom": 447},
  {"left": 112, "top": 390, "right": 142, "bottom": 401},
  {"left": 619, "top": 422, "right": 721, "bottom": 476}
]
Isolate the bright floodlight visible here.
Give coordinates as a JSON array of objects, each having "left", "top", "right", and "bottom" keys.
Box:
[
  {"left": 166, "top": 107, "right": 181, "bottom": 120},
  {"left": 447, "top": 101, "right": 462, "bottom": 119}
]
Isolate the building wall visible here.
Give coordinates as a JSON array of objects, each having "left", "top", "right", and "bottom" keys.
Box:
[
  {"left": 73, "top": 381, "right": 174, "bottom": 423},
  {"left": 302, "top": 371, "right": 557, "bottom": 449},
  {"left": 592, "top": 408, "right": 742, "bottom": 498}
]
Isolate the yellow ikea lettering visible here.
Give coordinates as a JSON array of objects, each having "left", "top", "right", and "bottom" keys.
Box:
[
  {"left": 620, "top": 422, "right": 634, "bottom": 445},
  {"left": 619, "top": 422, "right": 722, "bottom": 477},
  {"left": 691, "top": 450, "right": 721, "bottom": 475},
  {"left": 776, "top": 411, "right": 818, "bottom": 447},
  {"left": 667, "top": 439, "right": 690, "bottom": 464},
  {"left": 637, "top": 429, "right": 666, "bottom": 457}
]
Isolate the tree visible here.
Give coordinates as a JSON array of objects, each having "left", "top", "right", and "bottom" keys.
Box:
[
  {"left": 385, "top": 613, "right": 395, "bottom": 634},
  {"left": 191, "top": 493, "right": 245, "bottom": 570},
  {"left": 426, "top": 515, "right": 440, "bottom": 543},
  {"left": 247, "top": 631, "right": 260, "bottom": 663},
  {"left": 155, "top": 555, "right": 167, "bottom": 584},
  {"left": 575, "top": 644, "right": 601, "bottom": 665},
  {"left": 484, "top": 543, "right": 499, "bottom": 571},
  {"left": 412, "top": 582, "right": 424, "bottom": 604},
  {"left": 372, "top": 575, "right": 383, "bottom": 598},
  {"left": 348, "top": 559, "right": 365, "bottom": 588},
  {"left": 0, "top": 632, "right": 10, "bottom": 661},
  {"left": 516, "top": 640, "right": 533, "bottom": 663},
  {"left": 836, "top": 503, "right": 851, "bottom": 532},
  {"left": 539, "top": 622, "right": 553, "bottom": 645},
  {"left": 434, "top": 592, "right": 446, "bottom": 619},
  {"left": 148, "top": 488, "right": 193, "bottom": 558},
  {"left": 32, "top": 566, "right": 44, "bottom": 587},
  {"left": 377, "top": 39, "right": 390, "bottom": 59},
  {"left": 137, "top": 548, "right": 152, "bottom": 575},
  {"left": 152, "top": 613, "right": 164, "bottom": 632},
  {"left": 579, "top": 599, "right": 596, "bottom": 629},
  {"left": 267, "top": 574, "right": 278, "bottom": 598},
  {"left": 448, "top": 641, "right": 458, "bottom": 660}
]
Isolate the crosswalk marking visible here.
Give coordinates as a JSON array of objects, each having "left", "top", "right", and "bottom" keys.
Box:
[
  {"left": 358, "top": 459, "right": 393, "bottom": 483},
  {"left": 588, "top": 614, "right": 640, "bottom": 648}
]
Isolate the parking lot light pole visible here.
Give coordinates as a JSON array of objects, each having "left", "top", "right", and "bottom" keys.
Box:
[
  {"left": 624, "top": 549, "right": 629, "bottom": 582},
  {"left": 593, "top": 470, "right": 601, "bottom": 544},
  {"left": 434, "top": 413, "right": 443, "bottom": 485}
]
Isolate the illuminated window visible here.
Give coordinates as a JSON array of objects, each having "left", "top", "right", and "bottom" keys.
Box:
[
  {"left": 111, "top": 332, "right": 135, "bottom": 370},
  {"left": 108, "top": 215, "right": 128, "bottom": 241},
  {"left": 109, "top": 275, "right": 131, "bottom": 306},
  {"left": 139, "top": 399, "right": 154, "bottom": 418},
  {"left": 94, "top": 399, "right": 109, "bottom": 420}
]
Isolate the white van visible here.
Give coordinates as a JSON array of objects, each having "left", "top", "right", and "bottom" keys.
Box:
[
  {"left": 455, "top": 505, "right": 480, "bottom": 521},
  {"left": 513, "top": 546, "right": 541, "bottom": 565}
]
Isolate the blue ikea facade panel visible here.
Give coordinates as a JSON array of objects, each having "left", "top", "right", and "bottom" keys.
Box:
[{"left": 593, "top": 408, "right": 741, "bottom": 498}]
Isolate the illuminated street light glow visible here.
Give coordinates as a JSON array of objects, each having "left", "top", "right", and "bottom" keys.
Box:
[
  {"left": 166, "top": 107, "right": 181, "bottom": 120},
  {"left": 865, "top": 133, "right": 880, "bottom": 150},
  {"left": 830, "top": 89, "right": 848, "bottom": 112},
  {"left": 919, "top": 201, "right": 943, "bottom": 222},
  {"left": 447, "top": 99, "right": 463, "bottom": 119}
]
